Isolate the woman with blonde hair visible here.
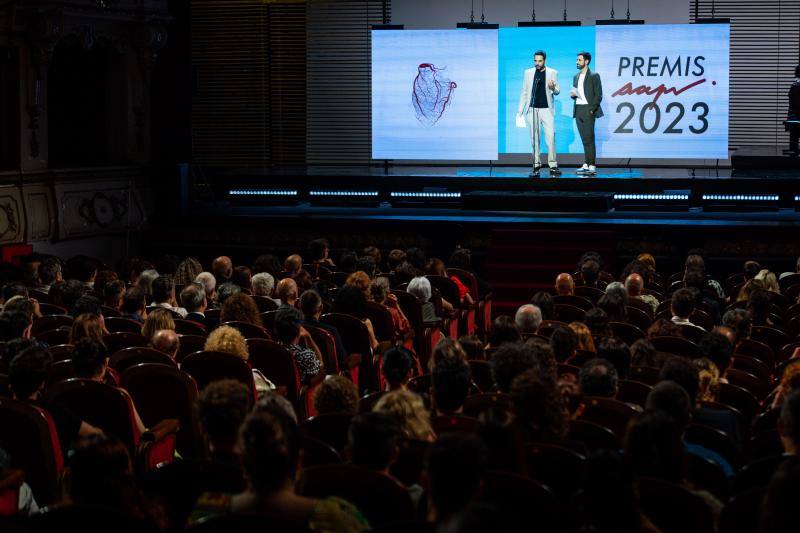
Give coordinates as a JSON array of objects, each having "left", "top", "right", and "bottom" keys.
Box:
[
  {"left": 736, "top": 278, "right": 766, "bottom": 302},
  {"left": 70, "top": 313, "right": 108, "bottom": 345},
  {"left": 694, "top": 357, "right": 720, "bottom": 403},
  {"left": 141, "top": 307, "right": 175, "bottom": 340},
  {"left": 771, "top": 360, "right": 800, "bottom": 410},
  {"left": 569, "top": 322, "right": 596, "bottom": 353},
  {"left": 373, "top": 389, "right": 435, "bottom": 442},
  {"left": 755, "top": 269, "right": 780, "bottom": 294},
  {"left": 204, "top": 325, "right": 273, "bottom": 398}
]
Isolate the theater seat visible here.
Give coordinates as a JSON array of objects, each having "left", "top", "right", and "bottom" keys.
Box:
[
  {"left": 180, "top": 351, "right": 256, "bottom": 401},
  {"left": 110, "top": 346, "right": 177, "bottom": 373},
  {"left": 579, "top": 396, "right": 642, "bottom": 438},
  {"left": 0, "top": 398, "right": 63, "bottom": 505},
  {"left": 299, "top": 412, "right": 353, "bottom": 455},
  {"left": 297, "top": 464, "right": 415, "bottom": 527},
  {"left": 637, "top": 477, "right": 715, "bottom": 533}
]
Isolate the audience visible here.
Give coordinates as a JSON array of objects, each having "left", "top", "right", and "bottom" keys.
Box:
[
  {"left": 373, "top": 390, "right": 435, "bottom": 441},
  {"left": 431, "top": 356, "right": 471, "bottom": 415},
  {"left": 514, "top": 304, "right": 542, "bottom": 336},
  {"left": 381, "top": 346, "right": 415, "bottom": 391},
  {"left": 312, "top": 375, "right": 359, "bottom": 416},
  {"left": 579, "top": 358, "right": 619, "bottom": 398}
]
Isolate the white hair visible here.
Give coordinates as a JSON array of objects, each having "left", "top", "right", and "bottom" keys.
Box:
[
  {"left": 195, "top": 272, "right": 217, "bottom": 298},
  {"left": 251, "top": 272, "right": 275, "bottom": 297},
  {"left": 605, "top": 281, "right": 627, "bottom": 299},
  {"left": 136, "top": 269, "right": 159, "bottom": 295},
  {"left": 515, "top": 304, "right": 542, "bottom": 333},
  {"left": 407, "top": 276, "right": 432, "bottom": 303}
]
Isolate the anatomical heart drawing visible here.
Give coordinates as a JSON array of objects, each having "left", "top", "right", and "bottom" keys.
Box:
[{"left": 412, "top": 63, "right": 457, "bottom": 127}]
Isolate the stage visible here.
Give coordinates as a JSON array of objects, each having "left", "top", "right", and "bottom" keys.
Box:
[{"left": 192, "top": 149, "right": 800, "bottom": 228}]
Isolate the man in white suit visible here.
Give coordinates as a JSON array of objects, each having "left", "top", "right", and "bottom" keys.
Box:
[{"left": 517, "top": 50, "right": 561, "bottom": 177}]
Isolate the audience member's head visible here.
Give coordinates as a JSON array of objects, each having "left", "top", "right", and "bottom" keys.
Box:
[
  {"left": 646, "top": 380, "right": 692, "bottom": 430},
  {"left": 430, "top": 337, "right": 467, "bottom": 372},
  {"left": 8, "top": 344, "right": 51, "bottom": 399},
  {"left": 151, "top": 275, "right": 176, "bottom": 305},
  {"left": 550, "top": 326, "right": 577, "bottom": 362},
  {"left": 0, "top": 311, "right": 33, "bottom": 342},
  {"left": 489, "top": 315, "right": 522, "bottom": 346},
  {"left": 299, "top": 289, "right": 323, "bottom": 320},
  {"left": 624, "top": 273, "right": 645, "bottom": 296},
  {"left": 273, "top": 306, "right": 304, "bottom": 346},
  {"left": 670, "top": 288, "right": 695, "bottom": 319},
  {"left": 432, "top": 356, "right": 471, "bottom": 415},
  {"left": 194, "top": 272, "right": 217, "bottom": 301},
  {"left": 580, "top": 358, "right": 619, "bottom": 398},
  {"left": 362, "top": 246, "right": 381, "bottom": 269},
  {"left": 69, "top": 313, "right": 105, "bottom": 345},
  {"left": 238, "top": 410, "right": 300, "bottom": 494},
  {"left": 308, "top": 238, "right": 330, "bottom": 263},
  {"left": 220, "top": 292, "right": 263, "bottom": 327},
  {"left": 698, "top": 331, "right": 733, "bottom": 377},
  {"left": 252, "top": 254, "right": 283, "bottom": 277},
  {"left": 584, "top": 307, "right": 611, "bottom": 337},
  {"left": 348, "top": 412, "right": 401, "bottom": 472},
  {"left": 555, "top": 273, "right": 574, "bottom": 295},
  {"left": 332, "top": 285, "right": 368, "bottom": 319},
  {"left": 407, "top": 276, "right": 432, "bottom": 304},
  {"left": 658, "top": 356, "right": 700, "bottom": 406},
  {"left": 71, "top": 294, "right": 103, "bottom": 318},
  {"left": 511, "top": 369, "right": 567, "bottom": 442},
  {"left": 630, "top": 338, "right": 659, "bottom": 368},
  {"left": 152, "top": 329, "right": 180, "bottom": 359},
  {"left": 598, "top": 291, "right": 627, "bottom": 322},
  {"left": 284, "top": 254, "right": 303, "bottom": 275},
  {"left": 694, "top": 357, "right": 720, "bottom": 403},
  {"left": 211, "top": 256, "right": 233, "bottom": 283},
  {"left": 387, "top": 249, "right": 407, "bottom": 271},
  {"left": 174, "top": 257, "right": 203, "bottom": 287},
  {"left": 312, "top": 375, "right": 359, "bottom": 415},
  {"left": 514, "top": 304, "right": 542, "bottom": 334},
  {"left": 458, "top": 334, "right": 485, "bottom": 361},
  {"left": 275, "top": 278, "right": 298, "bottom": 306},
  {"left": 581, "top": 260, "right": 600, "bottom": 286},
  {"left": 721, "top": 308, "right": 751, "bottom": 343},
  {"left": 425, "top": 433, "right": 488, "bottom": 522},
  {"left": 204, "top": 325, "right": 248, "bottom": 360},
  {"left": 251, "top": 272, "right": 276, "bottom": 297},
  {"left": 569, "top": 322, "right": 596, "bottom": 353},
  {"left": 215, "top": 282, "right": 242, "bottom": 308},
  {"left": 180, "top": 282, "right": 207, "bottom": 314},
  {"left": 71, "top": 338, "right": 109, "bottom": 380},
  {"left": 596, "top": 337, "right": 631, "bottom": 379},
  {"left": 491, "top": 342, "right": 536, "bottom": 393},
  {"left": 373, "top": 390, "right": 434, "bottom": 441},
  {"left": 197, "top": 379, "right": 253, "bottom": 453},
  {"left": 38, "top": 257, "right": 62, "bottom": 287},
  {"left": 530, "top": 291, "right": 554, "bottom": 321},
  {"left": 103, "top": 280, "right": 126, "bottom": 310},
  {"left": 624, "top": 409, "right": 685, "bottom": 483},
  {"left": 382, "top": 346, "right": 415, "bottom": 390},
  {"left": 141, "top": 308, "right": 175, "bottom": 340},
  {"left": 743, "top": 260, "right": 762, "bottom": 281}
]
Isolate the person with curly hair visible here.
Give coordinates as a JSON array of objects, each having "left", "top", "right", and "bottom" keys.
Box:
[
  {"left": 373, "top": 389, "right": 435, "bottom": 442},
  {"left": 174, "top": 257, "right": 203, "bottom": 287},
  {"left": 312, "top": 375, "right": 359, "bottom": 416},
  {"left": 694, "top": 357, "right": 720, "bottom": 403},
  {"left": 569, "top": 322, "right": 596, "bottom": 353},
  {"left": 511, "top": 369, "right": 569, "bottom": 444},
  {"left": 220, "top": 292, "right": 263, "bottom": 328},
  {"left": 205, "top": 325, "right": 273, "bottom": 399},
  {"left": 771, "top": 360, "right": 800, "bottom": 410},
  {"left": 345, "top": 271, "right": 371, "bottom": 299},
  {"left": 141, "top": 307, "right": 175, "bottom": 340}
]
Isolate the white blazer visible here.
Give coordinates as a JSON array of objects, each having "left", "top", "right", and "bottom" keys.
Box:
[{"left": 517, "top": 66, "right": 560, "bottom": 116}]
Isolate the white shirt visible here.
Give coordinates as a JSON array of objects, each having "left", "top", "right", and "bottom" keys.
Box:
[{"left": 576, "top": 71, "right": 589, "bottom": 106}]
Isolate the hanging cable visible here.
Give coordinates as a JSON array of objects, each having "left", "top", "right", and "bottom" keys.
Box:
[
  {"left": 532, "top": 0, "right": 536, "bottom": 22},
  {"left": 481, "top": 0, "right": 485, "bottom": 23},
  {"left": 563, "top": 0, "right": 568, "bottom": 21},
  {"left": 626, "top": 0, "right": 631, "bottom": 21},
  {"left": 610, "top": 0, "right": 615, "bottom": 19},
  {"left": 470, "top": 0, "right": 475, "bottom": 23}
]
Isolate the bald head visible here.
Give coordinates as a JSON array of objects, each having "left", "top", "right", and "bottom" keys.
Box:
[
  {"left": 284, "top": 254, "right": 303, "bottom": 274},
  {"left": 211, "top": 256, "right": 233, "bottom": 282},
  {"left": 713, "top": 326, "right": 737, "bottom": 347},
  {"left": 276, "top": 278, "right": 298, "bottom": 306},
  {"left": 624, "top": 273, "right": 644, "bottom": 296},
  {"left": 152, "top": 329, "right": 180, "bottom": 358},
  {"left": 555, "top": 273, "right": 574, "bottom": 296}
]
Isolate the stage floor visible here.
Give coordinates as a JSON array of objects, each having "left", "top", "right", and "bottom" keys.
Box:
[{"left": 196, "top": 162, "right": 800, "bottom": 227}]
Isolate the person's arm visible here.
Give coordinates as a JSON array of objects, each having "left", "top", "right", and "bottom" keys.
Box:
[
  {"left": 78, "top": 421, "right": 103, "bottom": 437},
  {"left": 363, "top": 318, "right": 380, "bottom": 350},
  {"left": 298, "top": 326, "right": 325, "bottom": 369},
  {"left": 550, "top": 69, "right": 560, "bottom": 95},
  {"left": 592, "top": 73, "right": 603, "bottom": 115},
  {"left": 518, "top": 72, "right": 528, "bottom": 116},
  {"left": 440, "top": 297, "right": 454, "bottom": 313}
]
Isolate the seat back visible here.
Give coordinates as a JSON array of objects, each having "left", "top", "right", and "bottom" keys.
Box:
[
  {"left": 554, "top": 295, "right": 593, "bottom": 311},
  {"left": 176, "top": 334, "right": 207, "bottom": 363},
  {"left": 616, "top": 379, "right": 653, "bottom": 407},
  {"left": 462, "top": 392, "right": 513, "bottom": 418},
  {"left": 526, "top": 442, "right": 586, "bottom": 497},
  {"left": 568, "top": 419, "right": 621, "bottom": 451},
  {"left": 245, "top": 338, "right": 301, "bottom": 405},
  {"left": 609, "top": 321, "right": 646, "bottom": 345},
  {"left": 180, "top": 351, "right": 256, "bottom": 400},
  {"left": 574, "top": 285, "right": 605, "bottom": 303},
  {"left": 468, "top": 359, "right": 494, "bottom": 393},
  {"left": 303, "top": 324, "right": 339, "bottom": 374},
  {"left": 105, "top": 317, "right": 146, "bottom": 334},
  {"left": 220, "top": 321, "right": 271, "bottom": 340},
  {"left": 299, "top": 412, "right": 353, "bottom": 455},
  {"left": 718, "top": 382, "right": 760, "bottom": 421},
  {"left": 110, "top": 346, "right": 177, "bottom": 373},
  {"left": 358, "top": 391, "right": 386, "bottom": 413},
  {"left": 628, "top": 365, "right": 661, "bottom": 385},
  {"left": 173, "top": 319, "right": 208, "bottom": 336},
  {"left": 103, "top": 332, "right": 149, "bottom": 355},
  {"left": 580, "top": 396, "right": 642, "bottom": 437},
  {"left": 31, "top": 315, "right": 73, "bottom": 336},
  {"left": 431, "top": 414, "right": 481, "bottom": 435},
  {"left": 49, "top": 343, "right": 75, "bottom": 362},
  {"left": 650, "top": 336, "right": 701, "bottom": 358},
  {"left": 638, "top": 477, "right": 716, "bottom": 533},
  {"left": 554, "top": 303, "right": 586, "bottom": 323},
  {"left": 46, "top": 378, "right": 139, "bottom": 451},
  {"left": 390, "top": 437, "right": 429, "bottom": 487},
  {"left": 481, "top": 470, "right": 560, "bottom": 530},
  {"left": 365, "top": 301, "right": 396, "bottom": 342},
  {"left": 38, "top": 303, "right": 68, "bottom": 316},
  {"left": 297, "top": 464, "right": 415, "bottom": 526},
  {"left": 0, "top": 398, "right": 64, "bottom": 505},
  {"left": 121, "top": 363, "right": 204, "bottom": 460},
  {"left": 300, "top": 435, "right": 342, "bottom": 469},
  {"left": 252, "top": 295, "right": 278, "bottom": 313},
  {"left": 100, "top": 305, "right": 122, "bottom": 317},
  {"left": 35, "top": 327, "right": 71, "bottom": 345}
]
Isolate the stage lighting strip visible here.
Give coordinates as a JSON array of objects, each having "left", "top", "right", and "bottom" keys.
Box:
[
  {"left": 229, "top": 189, "right": 298, "bottom": 196},
  {"left": 613, "top": 194, "right": 688, "bottom": 201},
  {"left": 308, "top": 191, "right": 380, "bottom": 197},
  {"left": 702, "top": 195, "right": 778, "bottom": 201},
  {"left": 390, "top": 192, "right": 462, "bottom": 198}
]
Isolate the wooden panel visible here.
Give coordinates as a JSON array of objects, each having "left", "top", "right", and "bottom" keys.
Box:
[
  {"left": 692, "top": 1, "right": 800, "bottom": 148},
  {"left": 306, "top": 0, "right": 388, "bottom": 164}
]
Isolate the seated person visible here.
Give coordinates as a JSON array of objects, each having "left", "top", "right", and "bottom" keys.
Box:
[
  {"left": 180, "top": 282, "right": 209, "bottom": 326},
  {"left": 381, "top": 346, "right": 415, "bottom": 392},
  {"left": 425, "top": 433, "right": 488, "bottom": 523},
  {"left": 148, "top": 275, "right": 187, "bottom": 318},
  {"left": 299, "top": 289, "right": 348, "bottom": 370},
  {"left": 8, "top": 344, "right": 102, "bottom": 456},
  {"left": 431, "top": 356, "right": 471, "bottom": 416},
  {"left": 580, "top": 358, "right": 619, "bottom": 398},
  {"left": 511, "top": 369, "right": 569, "bottom": 445},
  {"left": 669, "top": 288, "right": 705, "bottom": 332},
  {"left": 780, "top": 390, "right": 800, "bottom": 455},
  {"left": 152, "top": 329, "right": 180, "bottom": 360},
  {"left": 332, "top": 285, "right": 380, "bottom": 351},
  {"left": 369, "top": 278, "right": 411, "bottom": 340},
  {"left": 514, "top": 304, "right": 542, "bottom": 337},
  {"left": 273, "top": 307, "right": 323, "bottom": 384},
  {"left": 312, "top": 375, "right": 359, "bottom": 416},
  {"left": 190, "top": 410, "right": 368, "bottom": 529},
  {"left": 407, "top": 276, "right": 439, "bottom": 324},
  {"left": 121, "top": 286, "right": 147, "bottom": 324}
]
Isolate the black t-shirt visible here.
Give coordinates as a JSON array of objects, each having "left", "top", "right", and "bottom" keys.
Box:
[
  {"left": 531, "top": 68, "right": 548, "bottom": 109},
  {"left": 790, "top": 80, "right": 800, "bottom": 120},
  {"left": 31, "top": 399, "right": 82, "bottom": 458}
]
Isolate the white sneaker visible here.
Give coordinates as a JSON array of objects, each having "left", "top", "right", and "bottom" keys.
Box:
[
  {"left": 576, "top": 164, "right": 590, "bottom": 174},
  {"left": 588, "top": 165, "right": 596, "bottom": 174}
]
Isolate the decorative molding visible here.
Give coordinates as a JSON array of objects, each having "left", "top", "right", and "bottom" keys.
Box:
[{"left": 57, "top": 181, "right": 145, "bottom": 238}]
